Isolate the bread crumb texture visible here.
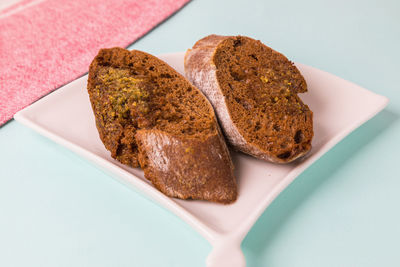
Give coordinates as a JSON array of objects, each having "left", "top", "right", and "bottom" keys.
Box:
[
  {"left": 186, "top": 35, "right": 314, "bottom": 163},
  {"left": 87, "top": 48, "right": 237, "bottom": 203}
]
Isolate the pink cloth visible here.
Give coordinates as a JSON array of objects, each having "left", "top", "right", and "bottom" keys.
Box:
[{"left": 0, "top": 0, "right": 190, "bottom": 125}]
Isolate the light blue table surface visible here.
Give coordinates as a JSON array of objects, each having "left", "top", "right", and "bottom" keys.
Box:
[{"left": 1, "top": 0, "right": 399, "bottom": 266}]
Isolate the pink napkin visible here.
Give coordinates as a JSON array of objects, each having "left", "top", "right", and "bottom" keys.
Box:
[{"left": 0, "top": 0, "right": 190, "bottom": 125}]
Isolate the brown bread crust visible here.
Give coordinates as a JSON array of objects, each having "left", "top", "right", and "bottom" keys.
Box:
[
  {"left": 87, "top": 47, "right": 237, "bottom": 203},
  {"left": 136, "top": 129, "right": 236, "bottom": 204},
  {"left": 185, "top": 35, "right": 313, "bottom": 163}
]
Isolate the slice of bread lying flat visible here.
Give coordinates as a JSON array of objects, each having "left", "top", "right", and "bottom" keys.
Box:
[
  {"left": 185, "top": 35, "right": 313, "bottom": 163},
  {"left": 87, "top": 48, "right": 237, "bottom": 203}
]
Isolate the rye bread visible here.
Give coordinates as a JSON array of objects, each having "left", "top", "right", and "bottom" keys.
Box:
[
  {"left": 184, "top": 35, "right": 313, "bottom": 163},
  {"left": 87, "top": 47, "right": 237, "bottom": 203}
]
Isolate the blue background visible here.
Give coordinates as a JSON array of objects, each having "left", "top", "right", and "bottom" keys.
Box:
[{"left": 1, "top": 0, "right": 399, "bottom": 266}]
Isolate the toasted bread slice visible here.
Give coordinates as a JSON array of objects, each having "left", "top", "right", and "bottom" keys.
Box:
[
  {"left": 87, "top": 48, "right": 237, "bottom": 203},
  {"left": 185, "top": 35, "right": 313, "bottom": 163}
]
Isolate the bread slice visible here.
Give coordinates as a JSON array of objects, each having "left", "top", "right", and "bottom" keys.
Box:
[
  {"left": 185, "top": 35, "right": 313, "bottom": 163},
  {"left": 87, "top": 47, "right": 237, "bottom": 203}
]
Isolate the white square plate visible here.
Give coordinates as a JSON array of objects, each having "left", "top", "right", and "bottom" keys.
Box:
[{"left": 14, "top": 52, "right": 388, "bottom": 267}]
